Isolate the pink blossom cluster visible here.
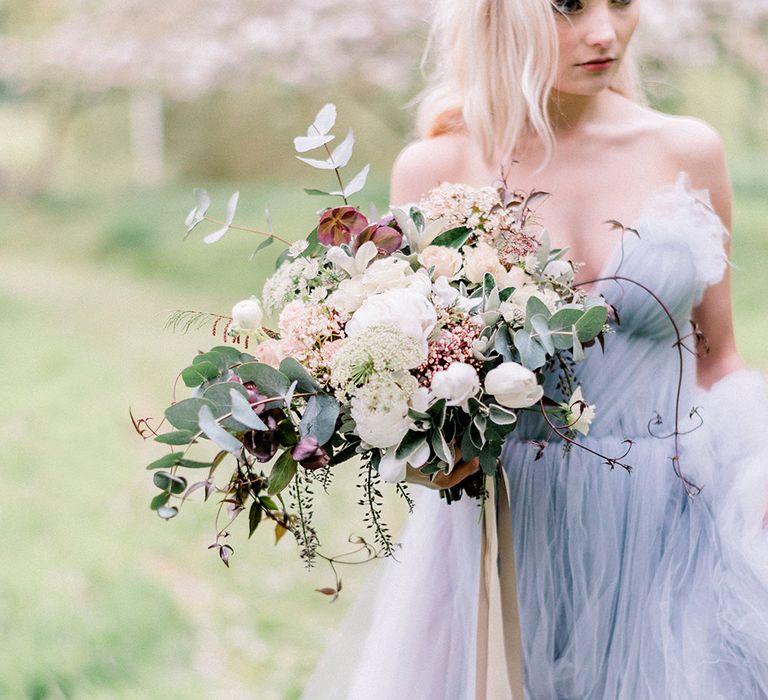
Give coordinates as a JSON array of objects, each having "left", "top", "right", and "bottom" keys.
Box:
[
  {"left": 418, "top": 183, "right": 539, "bottom": 267},
  {"left": 414, "top": 312, "right": 483, "bottom": 388},
  {"left": 277, "top": 300, "right": 348, "bottom": 384}
]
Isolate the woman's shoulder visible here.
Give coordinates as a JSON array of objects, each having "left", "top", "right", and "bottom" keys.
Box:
[
  {"left": 629, "top": 103, "right": 731, "bottom": 224},
  {"left": 389, "top": 132, "right": 478, "bottom": 206}
]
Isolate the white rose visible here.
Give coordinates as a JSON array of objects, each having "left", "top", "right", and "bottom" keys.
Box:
[
  {"left": 231, "top": 298, "right": 263, "bottom": 331},
  {"left": 562, "top": 386, "right": 596, "bottom": 436},
  {"left": 345, "top": 288, "right": 437, "bottom": 356},
  {"left": 485, "top": 362, "right": 544, "bottom": 408},
  {"left": 430, "top": 362, "right": 480, "bottom": 410},
  {"left": 361, "top": 257, "right": 413, "bottom": 295},
  {"left": 418, "top": 245, "right": 463, "bottom": 280},
  {"left": 351, "top": 397, "right": 412, "bottom": 449},
  {"left": 463, "top": 241, "right": 507, "bottom": 285}
]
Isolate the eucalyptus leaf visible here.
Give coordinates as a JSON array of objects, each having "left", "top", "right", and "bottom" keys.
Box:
[
  {"left": 525, "top": 296, "right": 552, "bottom": 323},
  {"left": 330, "top": 129, "right": 355, "bottom": 168},
  {"left": 572, "top": 326, "right": 585, "bottom": 362},
  {"left": 153, "top": 471, "right": 187, "bottom": 495},
  {"left": 294, "top": 133, "right": 335, "bottom": 153},
  {"left": 250, "top": 235, "right": 274, "bottom": 258},
  {"left": 146, "top": 453, "right": 181, "bottom": 471},
  {"left": 514, "top": 329, "right": 547, "bottom": 370},
  {"left": 331, "top": 164, "right": 369, "bottom": 197},
  {"left": 268, "top": 451, "right": 298, "bottom": 496},
  {"left": 300, "top": 393, "right": 340, "bottom": 445},
  {"left": 549, "top": 308, "right": 584, "bottom": 350},
  {"left": 311, "top": 103, "right": 337, "bottom": 135},
  {"left": 296, "top": 155, "right": 336, "bottom": 170},
  {"left": 494, "top": 325, "right": 514, "bottom": 362},
  {"left": 279, "top": 358, "right": 320, "bottom": 393},
  {"left": 165, "top": 398, "right": 217, "bottom": 432},
  {"left": 575, "top": 305, "right": 608, "bottom": 342},
  {"left": 157, "top": 506, "right": 179, "bottom": 520},
  {"left": 198, "top": 405, "right": 242, "bottom": 454},
  {"left": 209, "top": 345, "right": 243, "bottom": 364},
  {"left": 181, "top": 361, "right": 219, "bottom": 388},
  {"left": 154, "top": 430, "right": 197, "bottom": 446},
  {"left": 229, "top": 389, "right": 269, "bottom": 430},
  {"left": 202, "top": 382, "right": 250, "bottom": 430},
  {"left": 150, "top": 492, "right": 170, "bottom": 511},
  {"left": 236, "top": 363, "right": 291, "bottom": 401},
  {"left": 193, "top": 351, "right": 228, "bottom": 373},
  {"left": 530, "top": 314, "right": 555, "bottom": 355}
]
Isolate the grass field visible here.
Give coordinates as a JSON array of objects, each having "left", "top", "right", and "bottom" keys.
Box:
[{"left": 2, "top": 157, "right": 767, "bottom": 697}]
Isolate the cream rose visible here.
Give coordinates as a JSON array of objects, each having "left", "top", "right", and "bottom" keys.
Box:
[
  {"left": 485, "top": 362, "right": 544, "bottom": 408},
  {"left": 463, "top": 241, "right": 508, "bottom": 285},
  {"left": 418, "top": 245, "right": 463, "bottom": 280}
]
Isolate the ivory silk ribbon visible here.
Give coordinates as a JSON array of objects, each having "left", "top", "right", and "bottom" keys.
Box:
[
  {"left": 405, "top": 466, "right": 524, "bottom": 698},
  {"left": 475, "top": 469, "right": 524, "bottom": 699}
]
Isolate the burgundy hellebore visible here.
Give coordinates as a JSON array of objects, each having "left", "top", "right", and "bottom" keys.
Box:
[
  {"left": 317, "top": 206, "right": 369, "bottom": 246},
  {"left": 292, "top": 436, "right": 330, "bottom": 470}
]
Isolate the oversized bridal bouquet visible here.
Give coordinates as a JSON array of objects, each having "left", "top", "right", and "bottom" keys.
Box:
[{"left": 136, "top": 105, "right": 611, "bottom": 590}]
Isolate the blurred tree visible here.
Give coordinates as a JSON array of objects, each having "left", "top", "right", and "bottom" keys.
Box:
[{"left": 0, "top": 0, "right": 765, "bottom": 191}]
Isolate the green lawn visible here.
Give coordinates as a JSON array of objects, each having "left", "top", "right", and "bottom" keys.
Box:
[{"left": 2, "top": 162, "right": 767, "bottom": 698}]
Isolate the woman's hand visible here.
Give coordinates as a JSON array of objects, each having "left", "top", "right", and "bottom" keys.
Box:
[{"left": 431, "top": 447, "right": 481, "bottom": 489}]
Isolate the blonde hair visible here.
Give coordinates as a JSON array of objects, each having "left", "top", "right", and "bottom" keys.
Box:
[{"left": 415, "top": 0, "right": 643, "bottom": 166}]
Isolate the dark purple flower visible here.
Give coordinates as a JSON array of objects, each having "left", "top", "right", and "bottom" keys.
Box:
[
  {"left": 242, "top": 409, "right": 283, "bottom": 462},
  {"left": 241, "top": 381, "right": 268, "bottom": 413},
  {"left": 291, "top": 436, "right": 330, "bottom": 470},
  {"left": 318, "top": 206, "right": 369, "bottom": 246},
  {"left": 352, "top": 222, "right": 403, "bottom": 256}
]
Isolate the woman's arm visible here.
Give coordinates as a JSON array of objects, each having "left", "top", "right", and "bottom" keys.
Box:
[{"left": 674, "top": 118, "right": 746, "bottom": 389}]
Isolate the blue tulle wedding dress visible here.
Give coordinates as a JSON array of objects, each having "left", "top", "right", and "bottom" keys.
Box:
[{"left": 302, "top": 174, "right": 768, "bottom": 699}]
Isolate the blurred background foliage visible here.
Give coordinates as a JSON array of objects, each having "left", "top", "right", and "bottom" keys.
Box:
[{"left": 1, "top": 0, "right": 767, "bottom": 697}]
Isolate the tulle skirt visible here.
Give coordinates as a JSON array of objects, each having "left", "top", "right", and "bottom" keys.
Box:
[{"left": 302, "top": 370, "right": 768, "bottom": 699}]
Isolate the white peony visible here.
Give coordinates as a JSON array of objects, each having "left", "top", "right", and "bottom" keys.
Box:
[
  {"left": 418, "top": 245, "right": 463, "bottom": 280},
  {"left": 505, "top": 266, "right": 535, "bottom": 289},
  {"left": 485, "top": 362, "right": 544, "bottom": 408},
  {"left": 408, "top": 269, "right": 434, "bottom": 297},
  {"left": 562, "top": 386, "right": 596, "bottom": 436},
  {"left": 231, "top": 297, "right": 263, "bottom": 331},
  {"left": 430, "top": 362, "right": 480, "bottom": 410},
  {"left": 345, "top": 287, "right": 437, "bottom": 356},
  {"left": 351, "top": 396, "right": 412, "bottom": 449}
]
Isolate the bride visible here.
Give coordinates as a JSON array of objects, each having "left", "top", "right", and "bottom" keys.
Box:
[{"left": 303, "top": 0, "right": 768, "bottom": 697}]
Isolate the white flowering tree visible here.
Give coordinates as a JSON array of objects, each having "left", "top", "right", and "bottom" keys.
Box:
[{"left": 1, "top": 0, "right": 766, "bottom": 190}]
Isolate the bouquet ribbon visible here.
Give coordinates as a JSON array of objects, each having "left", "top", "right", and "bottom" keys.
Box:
[{"left": 475, "top": 468, "right": 524, "bottom": 699}]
